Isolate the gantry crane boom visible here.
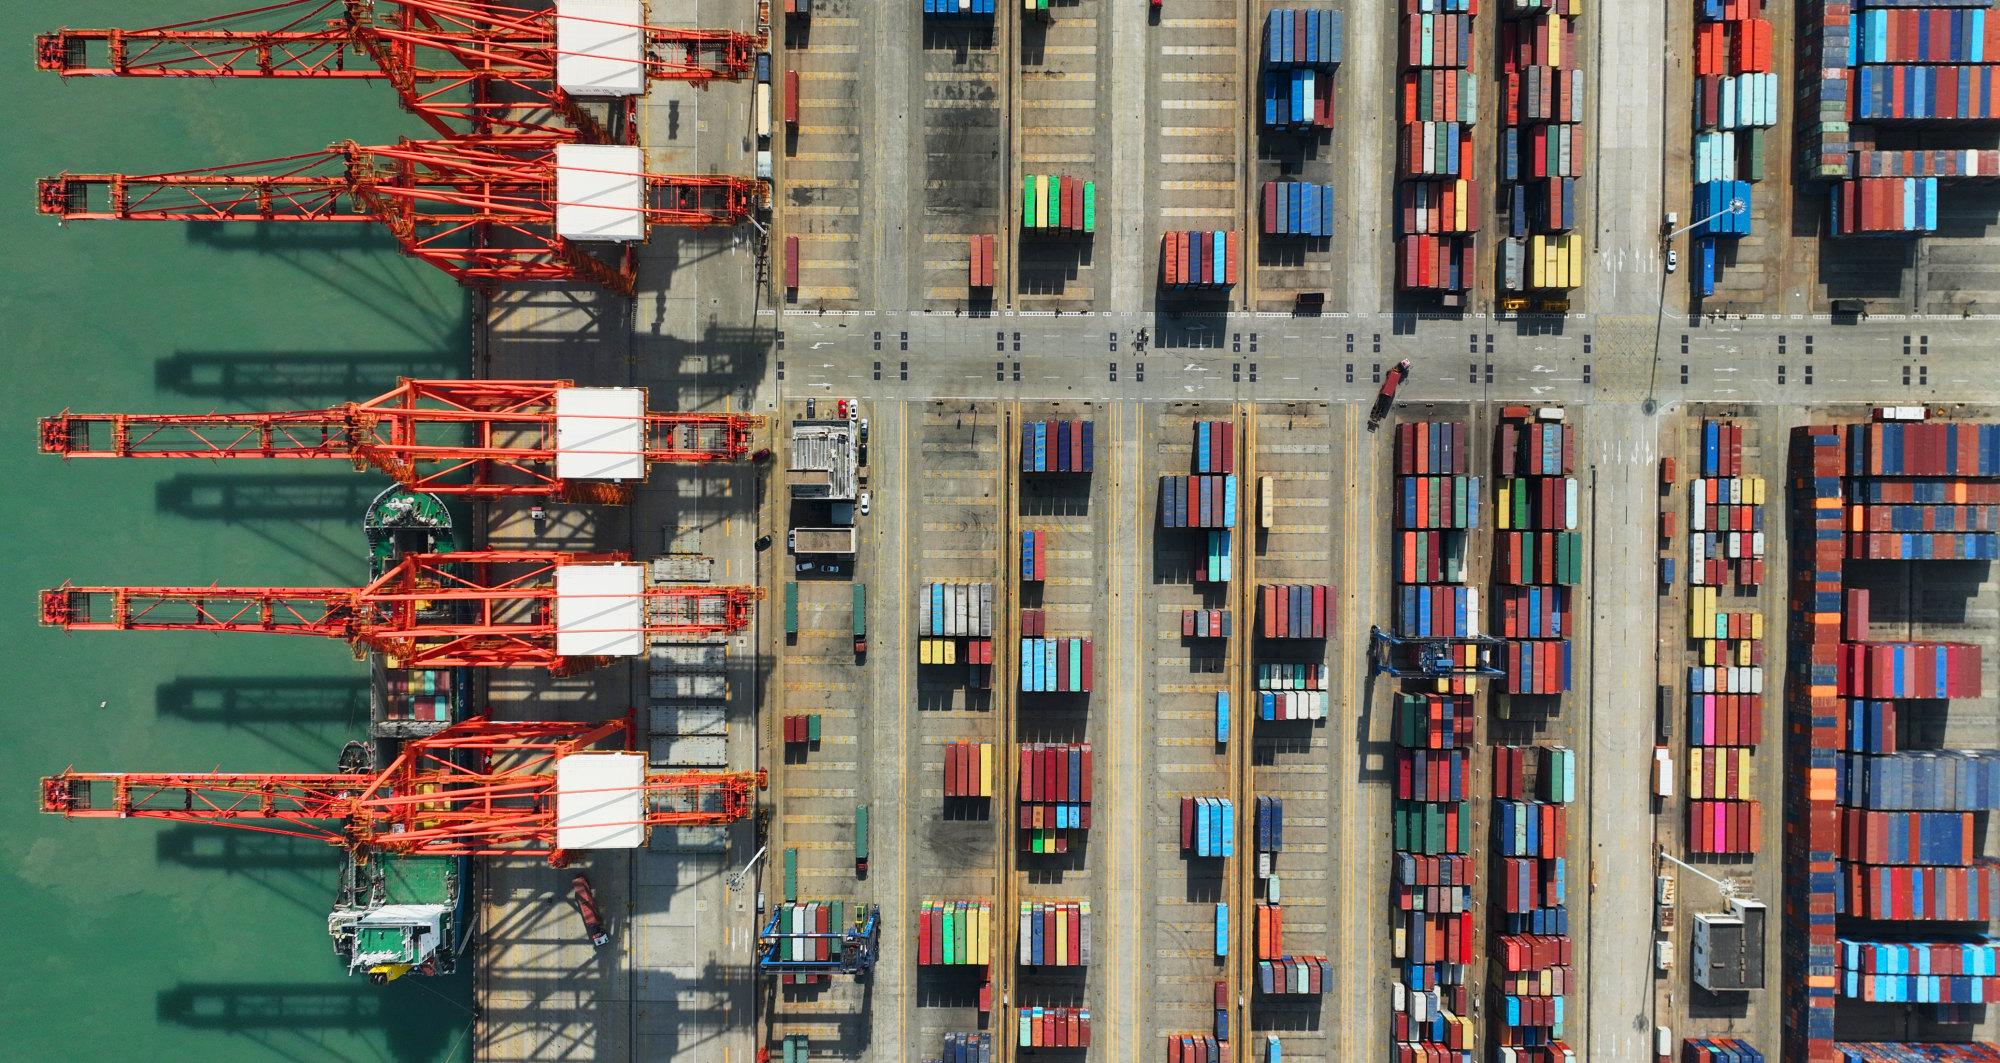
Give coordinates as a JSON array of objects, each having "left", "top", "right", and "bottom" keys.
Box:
[
  {"left": 39, "top": 551, "right": 758, "bottom": 671},
  {"left": 40, "top": 378, "right": 761, "bottom": 501},
  {"left": 41, "top": 716, "right": 765, "bottom": 865},
  {"left": 38, "top": 0, "right": 764, "bottom": 141},
  {"left": 38, "top": 139, "right": 763, "bottom": 295}
]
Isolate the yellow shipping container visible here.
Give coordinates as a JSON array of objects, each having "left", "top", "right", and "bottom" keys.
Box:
[
  {"left": 1035, "top": 175, "right": 1050, "bottom": 229},
  {"left": 1497, "top": 482, "right": 1512, "bottom": 529},
  {"left": 980, "top": 742, "right": 993, "bottom": 797}
]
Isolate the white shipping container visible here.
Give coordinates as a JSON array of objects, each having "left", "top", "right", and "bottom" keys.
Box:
[{"left": 1565, "top": 477, "right": 1579, "bottom": 530}]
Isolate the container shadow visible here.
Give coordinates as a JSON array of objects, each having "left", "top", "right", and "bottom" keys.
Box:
[
  {"left": 156, "top": 350, "right": 466, "bottom": 403},
  {"left": 157, "top": 978, "right": 472, "bottom": 1063}
]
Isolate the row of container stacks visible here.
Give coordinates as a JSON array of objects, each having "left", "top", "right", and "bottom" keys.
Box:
[
  {"left": 1848, "top": 422, "right": 2000, "bottom": 476},
  {"left": 1395, "top": 799, "right": 1473, "bottom": 855},
  {"left": 1783, "top": 424, "right": 1850, "bottom": 1063},
  {"left": 1405, "top": 69, "right": 1478, "bottom": 126},
  {"left": 1399, "top": 693, "right": 1475, "bottom": 749},
  {"left": 1691, "top": 693, "right": 1765, "bottom": 746},
  {"left": 1400, "top": 529, "right": 1470, "bottom": 583},
  {"left": 1399, "top": 420, "right": 1470, "bottom": 475},
  {"left": 1017, "top": 901, "right": 1091, "bottom": 966},
  {"left": 1405, "top": 121, "right": 1472, "bottom": 177},
  {"left": 1498, "top": 234, "right": 1582, "bottom": 292},
  {"left": 1840, "top": 751, "right": 2000, "bottom": 811},
  {"left": 1694, "top": 130, "right": 1767, "bottom": 185},
  {"left": 1799, "top": 0, "right": 1853, "bottom": 180},
  {"left": 1262, "top": 67, "right": 1337, "bottom": 130},
  {"left": 1498, "top": 6, "right": 1583, "bottom": 294},
  {"left": 1497, "top": 585, "right": 1567, "bottom": 639},
  {"left": 1258, "top": 956, "right": 1333, "bottom": 996},
  {"left": 1393, "top": 986, "right": 1475, "bottom": 1057},
  {"left": 1020, "top": 531, "right": 1048, "bottom": 582},
  {"left": 1019, "top": 744, "right": 1091, "bottom": 826},
  {"left": 1854, "top": 6, "right": 2000, "bottom": 62},
  {"left": 1837, "top": 937, "right": 2000, "bottom": 1002},
  {"left": 1258, "top": 584, "right": 1332, "bottom": 639},
  {"left": 1492, "top": 745, "right": 1579, "bottom": 803},
  {"left": 1402, "top": 179, "right": 1480, "bottom": 235},
  {"left": 918, "top": 637, "right": 995, "bottom": 665},
  {"left": 1846, "top": 505, "right": 2000, "bottom": 532},
  {"left": 1161, "top": 475, "right": 1240, "bottom": 529},
  {"left": 1841, "top": 809, "right": 1976, "bottom": 865},
  {"left": 1193, "top": 420, "right": 1236, "bottom": 473},
  {"left": 1266, "top": 9, "right": 1343, "bottom": 65},
  {"left": 943, "top": 740, "right": 994, "bottom": 798},
  {"left": 1496, "top": 800, "right": 1571, "bottom": 859},
  {"left": 1162, "top": 231, "right": 1241, "bottom": 290},
  {"left": 1401, "top": 475, "right": 1483, "bottom": 529},
  {"left": 967, "top": 234, "right": 995, "bottom": 291},
  {"left": 1506, "top": 66, "right": 1582, "bottom": 125},
  {"left": 1692, "top": 180, "right": 1755, "bottom": 238},
  {"left": 1843, "top": 860, "right": 2000, "bottom": 921},
  {"left": 1401, "top": 234, "right": 1477, "bottom": 293},
  {"left": 917, "top": 900, "right": 993, "bottom": 965},
  {"left": 771, "top": 902, "right": 836, "bottom": 962},
  {"left": 1839, "top": 642, "right": 1983, "bottom": 699},
  {"left": 1402, "top": 748, "right": 1472, "bottom": 803},
  {"left": 1695, "top": 72, "right": 1780, "bottom": 130},
  {"left": 1845, "top": 698, "right": 1903, "bottom": 754},
  {"left": 1847, "top": 533, "right": 1999, "bottom": 560},
  {"left": 1400, "top": 585, "right": 1481, "bottom": 638},
  {"left": 921, "top": 0, "right": 994, "bottom": 17},
  {"left": 922, "top": 582, "right": 994, "bottom": 637},
  {"left": 1255, "top": 903, "right": 1288, "bottom": 958},
  {"left": 1266, "top": 181, "right": 1339, "bottom": 236},
  {"left": 1687, "top": 662, "right": 1765, "bottom": 695},
  {"left": 1406, "top": 12, "right": 1473, "bottom": 67},
  {"left": 1496, "top": 476, "right": 1577, "bottom": 531},
  {"left": 1257, "top": 661, "right": 1329, "bottom": 691},
  {"left": 1833, "top": 177, "right": 1939, "bottom": 236},
  {"left": 1021, "top": 175, "right": 1096, "bottom": 235},
  {"left": 1017, "top": 1008, "right": 1091, "bottom": 1048},
  {"left": 1685, "top": 1041, "right": 1764, "bottom": 1063},
  {"left": 1849, "top": 478, "right": 2000, "bottom": 503},
  {"left": 1018, "top": 637, "right": 1094, "bottom": 693},
  {"left": 783, "top": 0, "right": 812, "bottom": 18},
  {"left": 1503, "top": 640, "right": 1572, "bottom": 695},
  {"left": 1493, "top": 416, "right": 1571, "bottom": 476},
  {"left": 1195, "top": 529, "right": 1235, "bottom": 583},
  {"left": 1855, "top": 64, "right": 2000, "bottom": 120},
  {"left": 781, "top": 714, "right": 823, "bottom": 745},
  {"left": 1687, "top": 746, "right": 1758, "bottom": 799},
  {"left": 1688, "top": 798, "right": 1763, "bottom": 854},
  {"left": 1183, "top": 609, "right": 1235, "bottom": 638},
  {"left": 1258, "top": 689, "right": 1329, "bottom": 721},
  {"left": 1852, "top": 149, "right": 2000, "bottom": 178},
  {"left": 1495, "top": 531, "right": 1584, "bottom": 585},
  {"left": 1694, "top": 16, "right": 1774, "bottom": 74},
  {"left": 1688, "top": 538, "right": 1767, "bottom": 586},
  {"left": 1165, "top": 1035, "right": 1230, "bottom": 1063},
  {"left": 1182, "top": 796, "right": 1237, "bottom": 857},
  {"left": 937, "top": 1032, "right": 992, "bottom": 1063},
  {"left": 1833, "top": 1048, "right": 2000, "bottom": 1063},
  {"left": 1020, "top": 419, "right": 1095, "bottom": 474},
  {"left": 1501, "top": 178, "right": 1576, "bottom": 235}
]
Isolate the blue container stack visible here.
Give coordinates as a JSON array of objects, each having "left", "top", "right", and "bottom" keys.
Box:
[
  {"left": 922, "top": 0, "right": 995, "bottom": 17},
  {"left": 1261, "top": 10, "right": 1343, "bottom": 132}
]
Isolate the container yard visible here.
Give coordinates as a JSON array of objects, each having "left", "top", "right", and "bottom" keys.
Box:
[{"left": 18, "top": 1, "right": 2000, "bottom": 1063}]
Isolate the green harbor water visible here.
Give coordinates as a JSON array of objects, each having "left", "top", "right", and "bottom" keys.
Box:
[{"left": 1, "top": 5, "right": 476, "bottom": 1060}]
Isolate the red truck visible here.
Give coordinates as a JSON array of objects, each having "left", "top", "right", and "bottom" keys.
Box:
[
  {"left": 571, "top": 874, "right": 611, "bottom": 947},
  {"left": 1369, "top": 359, "right": 1412, "bottom": 428}
]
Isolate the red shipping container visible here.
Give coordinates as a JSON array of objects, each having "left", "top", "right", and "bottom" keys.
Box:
[
  {"left": 783, "top": 235, "right": 801, "bottom": 289},
  {"left": 784, "top": 70, "right": 800, "bottom": 124}
]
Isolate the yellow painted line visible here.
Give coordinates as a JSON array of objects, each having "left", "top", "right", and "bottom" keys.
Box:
[
  {"left": 1042, "top": 45, "right": 1098, "bottom": 54},
  {"left": 895, "top": 401, "right": 913, "bottom": 1061},
  {"left": 925, "top": 72, "right": 995, "bottom": 81},
  {"left": 797, "top": 69, "right": 859, "bottom": 77},
  {"left": 1159, "top": 127, "right": 1233, "bottom": 136},
  {"left": 1023, "top": 71, "right": 1097, "bottom": 82},
  {"left": 1021, "top": 126, "right": 1098, "bottom": 136},
  {"left": 799, "top": 260, "right": 858, "bottom": 270},
  {"left": 784, "top": 179, "right": 859, "bottom": 189},
  {"left": 1161, "top": 17, "right": 1237, "bottom": 26},
  {"left": 1160, "top": 100, "right": 1237, "bottom": 110},
  {"left": 1050, "top": 17, "right": 1097, "bottom": 27},
  {"left": 923, "top": 99, "right": 998, "bottom": 109},
  {"left": 1160, "top": 207, "right": 1237, "bottom": 217},
  {"left": 924, "top": 260, "right": 973, "bottom": 271},
  {"left": 784, "top": 206, "right": 861, "bottom": 216},
  {"left": 1161, "top": 45, "right": 1237, "bottom": 55},
  {"left": 1162, "top": 73, "right": 1233, "bottom": 83},
  {"left": 1021, "top": 99, "right": 1097, "bottom": 108},
  {"left": 792, "top": 233, "right": 859, "bottom": 242},
  {"left": 1159, "top": 180, "right": 1238, "bottom": 190},
  {"left": 800, "top": 44, "right": 859, "bottom": 54},
  {"left": 1022, "top": 154, "right": 1095, "bottom": 163}
]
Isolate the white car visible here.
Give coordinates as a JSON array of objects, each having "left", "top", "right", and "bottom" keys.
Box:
[
  {"left": 858, "top": 492, "right": 871, "bottom": 516},
  {"left": 1666, "top": 248, "right": 1679, "bottom": 273}
]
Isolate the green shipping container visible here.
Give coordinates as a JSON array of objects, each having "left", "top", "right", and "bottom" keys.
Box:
[
  {"left": 855, "top": 804, "right": 869, "bottom": 861},
  {"left": 1083, "top": 181, "right": 1096, "bottom": 233},
  {"left": 808, "top": 713, "right": 822, "bottom": 742},
  {"left": 785, "top": 581, "right": 799, "bottom": 634},
  {"left": 1023, "top": 176, "right": 1035, "bottom": 227},
  {"left": 1746, "top": 128, "right": 1766, "bottom": 183},
  {"left": 784, "top": 846, "right": 799, "bottom": 901},
  {"left": 853, "top": 583, "right": 867, "bottom": 635}
]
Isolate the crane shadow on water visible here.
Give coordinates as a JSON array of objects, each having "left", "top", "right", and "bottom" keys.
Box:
[
  {"left": 156, "top": 349, "right": 467, "bottom": 404},
  {"left": 154, "top": 473, "right": 374, "bottom": 581},
  {"left": 157, "top": 976, "right": 473, "bottom": 1063},
  {"left": 156, "top": 674, "right": 369, "bottom": 764},
  {"left": 153, "top": 825, "right": 340, "bottom": 919}
]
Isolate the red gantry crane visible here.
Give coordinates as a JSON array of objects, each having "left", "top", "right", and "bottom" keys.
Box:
[
  {"left": 41, "top": 715, "right": 764, "bottom": 866},
  {"left": 37, "top": 0, "right": 763, "bottom": 142},
  {"left": 40, "top": 378, "right": 761, "bottom": 503},
  {"left": 38, "top": 138, "right": 763, "bottom": 295},
  {"left": 40, "top": 551, "right": 757, "bottom": 672}
]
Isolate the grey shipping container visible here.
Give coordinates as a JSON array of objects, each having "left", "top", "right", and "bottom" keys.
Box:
[
  {"left": 650, "top": 734, "right": 728, "bottom": 766},
  {"left": 649, "top": 703, "right": 728, "bottom": 736},
  {"left": 650, "top": 673, "right": 727, "bottom": 699},
  {"left": 650, "top": 642, "right": 727, "bottom": 672}
]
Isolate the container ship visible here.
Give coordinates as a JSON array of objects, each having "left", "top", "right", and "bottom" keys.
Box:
[{"left": 327, "top": 488, "right": 473, "bottom": 982}]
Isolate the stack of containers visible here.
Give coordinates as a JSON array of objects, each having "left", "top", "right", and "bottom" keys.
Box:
[
  {"left": 919, "top": 582, "right": 995, "bottom": 688},
  {"left": 1391, "top": 693, "right": 1475, "bottom": 1056},
  {"left": 1161, "top": 476, "right": 1240, "bottom": 528},
  {"left": 1831, "top": 178, "right": 1940, "bottom": 236},
  {"left": 783, "top": 235, "right": 801, "bottom": 291},
  {"left": 1688, "top": 420, "right": 1769, "bottom": 587},
  {"left": 940, "top": 1033, "right": 993, "bottom": 1063},
  {"left": 1690, "top": 0, "right": 1774, "bottom": 293},
  {"left": 1016, "top": 901, "right": 1091, "bottom": 966},
  {"left": 1853, "top": 65, "right": 2000, "bottom": 120},
  {"left": 1017, "top": 637, "right": 1093, "bottom": 693},
  {"left": 1489, "top": 743, "right": 1575, "bottom": 1054},
  {"left": 782, "top": 713, "right": 823, "bottom": 745},
  {"left": 1685, "top": 594, "right": 1765, "bottom": 743},
  {"left": 1166, "top": 1034, "right": 1229, "bottom": 1061},
  {"left": 1020, "top": 530, "right": 1047, "bottom": 582},
  {"left": 1852, "top": 148, "right": 2000, "bottom": 177},
  {"left": 1019, "top": 419, "right": 1097, "bottom": 474},
  {"left": 1194, "top": 420, "right": 1235, "bottom": 474},
  {"left": 1797, "top": 0, "right": 1852, "bottom": 181},
  {"left": 1017, "top": 1007, "right": 1091, "bottom": 1048},
  {"left": 1685, "top": 1039, "right": 1765, "bottom": 1063},
  {"left": 1398, "top": 693, "right": 1476, "bottom": 748},
  {"left": 1844, "top": 483, "right": 2000, "bottom": 560},
  {"left": 1257, "top": 661, "right": 1330, "bottom": 720},
  {"left": 1258, "top": 584, "right": 1332, "bottom": 639},
  {"left": 1181, "top": 796, "right": 1237, "bottom": 857},
  {"left": 1498, "top": 0, "right": 1585, "bottom": 293},
  {"left": 1833, "top": 1047, "right": 2000, "bottom": 1063},
  {"left": 1258, "top": 955, "right": 1334, "bottom": 996},
  {"left": 1495, "top": 411, "right": 1577, "bottom": 696},
  {"left": 1019, "top": 742, "right": 1091, "bottom": 852},
  {"left": 922, "top": 0, "right": 994, "bottom": 17},
  {"left": 1397, "top": 421, "right": 1477, "bottom": 585},
  {"left": 1784, "top": 421, "right": 2000, "bottom": 1063},
  {"left": 1162, "top": 231, "right": 1241, "bottom": 290},
  {"left": 1020, "top": 175, "right": 1097, "bottom": 235},
  {"left": 1262, "top": 9, "right": 1343, "bottom": 131},
  {"left": 1182, "top": 609, "right": 1235, "bottom": 638},
  {"left": 918, "top": 900, "right": 993, "bottom": 965},
  {"left": 944, "top": 740, "right": 995, "bottom": 798},
  {"left": 1256, "top": 795, "right": 1285, "bottom": 875},
  {"left": 771, "top": 900, "right": 838, "bottom": 969},
  {"left": 1398, "top": 0, "right": 1477, "bottom": 300},
  {"left": 968, "top": 234, "right": 995, "bottom": 291},
  {"left": 1266, "top": 181, "right": 1339, "bottom": 236}
]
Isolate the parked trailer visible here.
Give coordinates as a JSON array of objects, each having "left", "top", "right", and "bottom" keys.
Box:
[{"left": 854, "top": 804, "right": 869, "bottom": 872}]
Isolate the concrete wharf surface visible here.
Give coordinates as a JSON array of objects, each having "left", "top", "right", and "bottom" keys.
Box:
[{"left": 464, "top": 0, "right": 2000, "bottom": 1060}]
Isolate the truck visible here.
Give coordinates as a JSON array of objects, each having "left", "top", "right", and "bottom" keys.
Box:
[
  {"left": 1368, "top": 359, "right": 1412, "bottom": 428},
  {"left": 785, "top": 581, "right": 799, "bottom": 637},
  {"left": 855, "top": 803, "right": 870, "bottom": 874},
  {"left": 853, "top": 582, "right": 867, "bottom": 656}
]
